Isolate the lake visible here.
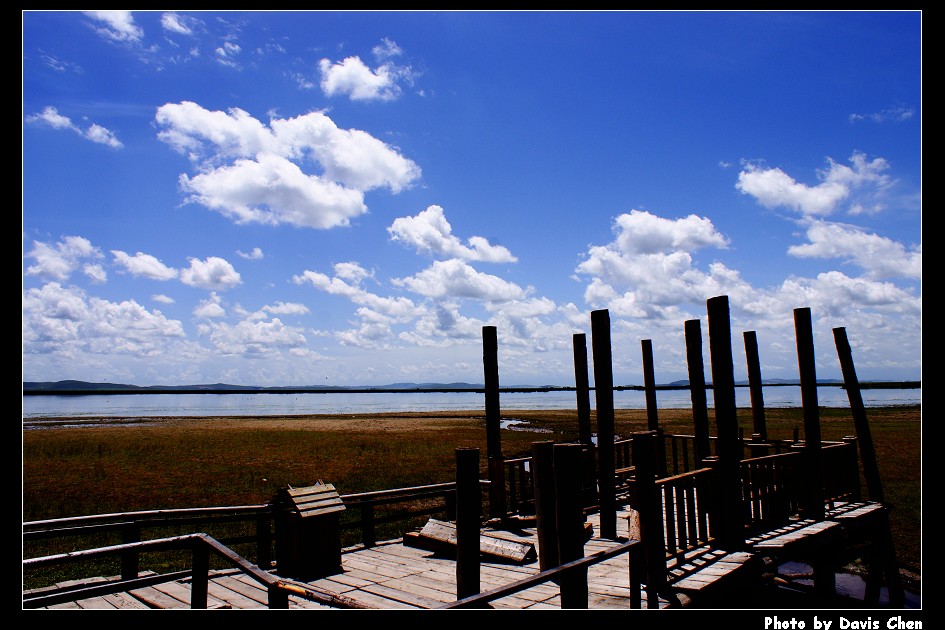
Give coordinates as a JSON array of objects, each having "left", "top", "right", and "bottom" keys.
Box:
[{"left": 22, "top": 385, "right": 920, "bottom": 425}]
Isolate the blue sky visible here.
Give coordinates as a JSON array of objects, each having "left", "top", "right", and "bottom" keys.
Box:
[{"left": 22, "top": 11, "right": 922, "bottom": 388}]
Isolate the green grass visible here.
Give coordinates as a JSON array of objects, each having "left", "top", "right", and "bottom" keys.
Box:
[{"left": 22, "top": 405, "right": 920, "bottom": 591}]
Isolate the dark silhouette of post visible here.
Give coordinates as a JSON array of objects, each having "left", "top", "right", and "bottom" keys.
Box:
[
  {"left": 744, "top": 331, "right": 768, "bottom": 442},
  {"left": 641, "top": 339, "right": 667, "bottom": 477},
  {"left": 833, "top": 327, "right": 883, "bottom": 502},
  {"left": 685, "top": 319, "right": 712, "bottom": 466},
  {"left": 531, "top": 440, "right": 559, "bottom": 573},
  {"left": 482, "top": 326, "right": 506, "bottom": 520},
  {"left": 793, "top": 308, "right": 825, "bottom": 520},
  {"left": 590, "top": 309, "right": 617, "bottom": 540},
  {"left": 833, "top": 327, "right": 905, "bottom": 608},
  {"left": 554, "top": 443, "right": 588, "bottom": 608},
  {"left": 632, "top": 431, "right": 669, "bottom": 608},
  {"left": 573, "top": 333, "right": 593, "bottom": 447},
  {"left": 706, "top": 295, "right": 743, "bottom": 550},
  {"left": 455, "top": 448, "right": 481, "bottom": 600}
]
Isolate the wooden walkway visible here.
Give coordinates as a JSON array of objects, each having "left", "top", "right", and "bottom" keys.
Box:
[{"left": 31, "top": 508, "right": 677, "bottom": 610}]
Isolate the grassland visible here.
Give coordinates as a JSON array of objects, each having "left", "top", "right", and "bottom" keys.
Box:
[{"left": 22, "top": 405, "right": 920, "bottom": 590}]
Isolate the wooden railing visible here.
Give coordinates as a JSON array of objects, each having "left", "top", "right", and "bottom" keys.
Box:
[{"left": 22, "top": 532, "right": 367, "bottom": 609}]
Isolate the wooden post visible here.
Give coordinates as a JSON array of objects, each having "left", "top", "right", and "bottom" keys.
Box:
[
  {"left": 833, "top": 327, "right": 905, "bottom": 607},
  {"left": 632, "top": 432, "right": 668, "bottom": 609},
  {"left": 591, "top": 309, "right": 617, "bottom": 540},
  {"left": 641, "top": 339, "right": 667, "bottom": 478},
  {"left": 832, "top": 327, "right": 884, "bottom": 502},
  {"left": 793, "top": 307, "right": 825, "bottom": 521},
  {"left": 455, "top": 447, "right": 481, "bottom": 600},
  {"left": 573, "top": 333, "right": 593, "bottom": 447},
  {"left": 794, "top": 307, "right": 834, "bottom": 598},
  {"left": 685, "top": 319, "right": 712, "bottom": 465},
  {"left": 482, "top": 326, "right": 507, "bottom": 520},
  {"left": 554, "top": 444, "right": 588, "bottom": 608},
  {"left": 120, "top": 522, "right": 140, "bottom": 580},
  {"left": 743, "top": 331, "right": 768, "bottom": 442},
  {"left": 706, "top": 295, "right": 743, "bottom": 550},
  {"left": 531, "top": 440, "right": 559, "bottom": 573},
  {"left": 191, "top": 542, "right": 210, "bottom": 609}
]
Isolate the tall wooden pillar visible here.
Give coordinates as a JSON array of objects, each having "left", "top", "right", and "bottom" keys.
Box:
[
  {"left": 455, "top": 448, "right": 481, "bottom": 599},
  {"left": 685, "top": 319, "right": 712, "bottom": 465},
  {"left": 590, "top": 309, "right": 617, "bottom": 540},
  {"left": 641, "top": 339, "right": 666, "bottom": 477},
  {"left": 573, "top": 333, "right": 593, "bottom": 447},
  {"left": 706, "top": 295, "right": 743, "bottom": 550},
  {"left": 482, "top": 326, "right": 506, "bottom": 520},
  {"left": 743, "top": 330, "right": 768, "bottom": 442}
]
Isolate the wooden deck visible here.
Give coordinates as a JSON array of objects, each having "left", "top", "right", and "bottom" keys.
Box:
[{"left": 31, "top": 508, "right": 677, "bottom": 610}]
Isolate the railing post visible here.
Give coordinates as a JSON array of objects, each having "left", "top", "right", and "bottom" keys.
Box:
[
  {"left": 268, "top": 583, "right": 289, "bottom": 609},
  {"left": 482, "top": 326, "right": 507, "bottom": 521},
  {"left": 706, "top": 295, "right": 744, "bottom": 550},
  {"left": 685, "top": 319, "right": 712, "bottom": 467},
  {"left": 120, "top": 521, "right": 140, "bottom": 580},
  {"left": 590, "top": 309, "right": 617, "bottom": 540},
  {"left": 531, "top": 440, "right": 559, "bottom": 573},
  {"left": 632, "top": 431, "right": 668, "bottom": 608},
  {"left": 191, "top": 541, "right": 210, "bottom": 609},
  {"left": 455, "top": 447, "right": 481, "bottom": 601},
  {"left": 256, "top": 512, "right": 271, "bottom": 569},
  {"left": 361, "top": 502, "right": 376, "bottom": 548},
  {"left": 554, "top": 443, "right": 587, "bottom": 609}
]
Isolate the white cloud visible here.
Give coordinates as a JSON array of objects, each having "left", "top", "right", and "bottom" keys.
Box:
[
  {"left": 317, "top": 38, "right": 415, "bottom": 102},
  {"left": 293, "top": 265, "right": 421, "bottom": 322},
  {"left": 215, "top": 41, "right": 242, "bottom": 67},
  {"left": 25, "top": 236, "right": 103, "bottom": 281},
  {"left": 111, "top": 250, "right": 179, "bottom": 280},
  {"left": 849, "top": 104, "right": 915, "bottom": 123},
  {"left": 194, "top": 293, "right": 226, "bottom": 319},
  {"left": 237, "top": 247, "right": 264, "bottom": 260},
  {"left": 262, "top": 301, "right": 311, "bottom": 316},
  {"left": 22, "top": 282, "right": 186, "bottom": 357},
  {"left": 736, "top": 152, "right": 892, "bottom": 217},
  {"left": 152, "top": 294, "right": 175, "bottom": 304},
  {"left": 201, "top": 318, "right": 308, "bottom": 357},
  {"left": 788, "top": 221, "right": 922, "bottom": 280},
  {"left": 26, "top": 106, "right": 123, "bottom": 148},
  {"left": 83, "top": 11, "right": 143, "bottom": 43},
  {"left": 611, "top": 209, "right": 729, "bottom": 254},
  {"left": 179, "top": 256, "right": 242, "bottom": 290},
  {"left": 161, "top": 12, "right": 193, "bottom": 35},
  {"left": 155, "top": 102, "right": 420, "bottom": 228},
  {"left": 388, "top": 205, "right": 518, "bottom": 262},
  {"left": 392, "top": 259, "right": 527, "bottom": 302}
]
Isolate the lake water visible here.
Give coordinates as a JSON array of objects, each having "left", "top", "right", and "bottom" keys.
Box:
[{"left": 22, "top": 385, "right": 920, "bottom": 425}]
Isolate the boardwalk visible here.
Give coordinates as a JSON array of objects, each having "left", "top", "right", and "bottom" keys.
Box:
[{"left": 31, "top": 508, "right": 675, "bottom": 610}]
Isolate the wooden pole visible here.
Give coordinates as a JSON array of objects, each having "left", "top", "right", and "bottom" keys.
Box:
[
  {"left": 554, "top": 443, "right": 588, "bottom": 608},
  {"left": 590, "top": 309, "right": 617, "bottom": 540},
  {"left": 743, "top": 330, "right": 768, "bottom": 442},
  {"left": 641, "top": 339, "right": 667, "bottom": 477},
  {"left": 573, "top": 333, "right": 593, "bottom": 447},
  {"left": 632, "top": 431, "right": 669, "bottom": 608},
  {"left": 793, "top": 308, "right": 824, "bottom": 520},
  {"left": 482, "top": 326, "right": 506, "bottom": 521},
  {"left": 685, "top": 319, "right": 712, "bottom": 465},
  {"left": 531, "top": 440, "right": 559, "bottom": 573},
  {"left": 706, "top": 295, "right": 743, "bottom": 550},
  {"left": 455, "top": 447, "right": 481, "bottom": 600},
  {"left": 832, "top": 327, "right": 883, "bottom": 502}
]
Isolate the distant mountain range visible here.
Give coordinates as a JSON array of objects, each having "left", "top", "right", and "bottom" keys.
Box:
[{"left": 22, "top": 378, "right": 919, "bottom": 395}]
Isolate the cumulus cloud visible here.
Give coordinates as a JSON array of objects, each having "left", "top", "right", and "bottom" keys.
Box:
[
  {"left": 787, "top": 221, "right": 921, "bottom": 280},
  {"left": 201, "top": 318, "right": 308, "bottom": 357},
  {"left": 262, "top": 301, "right": 311, "bottom": 316},
  {"left": 152, "top": 294, "right": 175, "bottom": 304},
  {"left": 179, "top": 256, "right": 242, "bottom": 290},
  {"left": 25, "top": 236, "right": 104, "bottom": 281},
  {"left": 736, "top": 152, "right": 893, "bottom": 217},
  {"left": 83, "top": 11, "right": 143, "bottom": 43},
  {"left": 22, "top": 282, "right": 186, "bottom": 357},
  {"left": 25, "top": 106, "right": 123, "bottom": 148},
  {"left": 111, "top": 250, "right": 179, "bottom": 280},
  {"left": 293, "top": 263, "right": 421, "bottom": 322},
  {"left": 388, "top": 205, "right": 518, "bottom": 262},
  {"left": 392, "top": 259, "right": 527, "bottom": 302},
  {"left": 194, "top": 292, "right": 226, "bottom": 318},
  {"left": 318, "top": 39, "right": 414, "bottom": 102},
  {"left": 155, "top": 101, "right": 420, "bottom": 228}
]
